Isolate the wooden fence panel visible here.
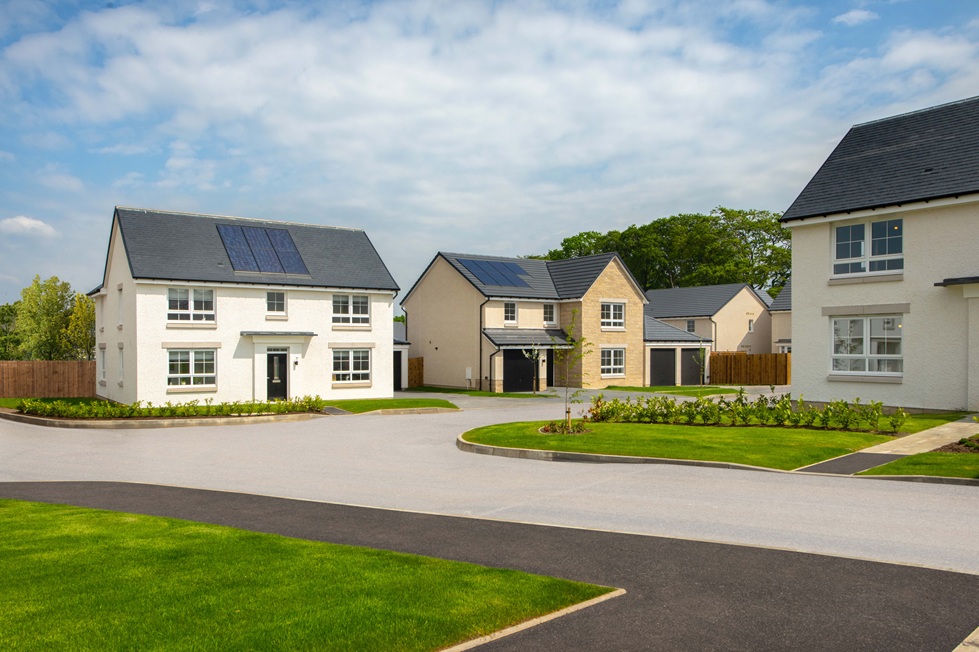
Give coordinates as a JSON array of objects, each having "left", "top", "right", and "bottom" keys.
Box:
[
  {"left": 709, "top": 353, "right": 790, "bottom": 386},
  {"left": 0, "top": 361, "right": 96, "bottom": 398},
  {"left": 407, "top": 357, "right": 424, "bottom": 389}
]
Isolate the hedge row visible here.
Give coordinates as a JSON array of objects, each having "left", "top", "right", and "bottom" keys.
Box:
[
  {"left": 17, "top": 396, "right": 325, "bottom": 419},
  {"left": 586, "top": 390, "right": 909, "bottom": 433}
]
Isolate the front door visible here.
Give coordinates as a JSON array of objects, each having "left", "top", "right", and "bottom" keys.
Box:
[
  {"left": 393, "top": 351, "right": 403, "bottom": 392},
  {"left": 267, "top": 352, "right": 288, "bottom": 400}
]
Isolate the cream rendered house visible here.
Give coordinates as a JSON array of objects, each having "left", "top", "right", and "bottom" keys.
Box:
[
  {"left": 781, "top": 96, "right": 979, "bottom": 411},
  {"left": 90, "top": 207, "right": 400, "bottom": 404},
  {"left": 402, "top": 252, "right": 647, "bottom": 391},
  {"left": 644, "top": 283, "right": 773, "bottom": 354},
  {"left": 769, "top": 280, "right": 791, "bottom": 353}
]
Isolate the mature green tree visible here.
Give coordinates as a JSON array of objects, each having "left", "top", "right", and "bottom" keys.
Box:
[
  {"left": 15, "top": 275, "right": 75, "bottom": 360},
  {"left": 713, "top": 207, "right": 791, "bottom": 296},
  {"left": 0, "top": 301, "right": 21, "bottom": 360},
  {"left": 63, "top": 293, "right": 96, "bottom": 360}
]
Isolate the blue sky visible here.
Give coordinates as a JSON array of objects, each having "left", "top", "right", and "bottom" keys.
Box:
[{"left": 1, "top": 0, "right": 977, "bottom": 304}]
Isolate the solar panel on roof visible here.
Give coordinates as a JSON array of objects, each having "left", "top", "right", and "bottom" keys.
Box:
[
  {"left": 217, "top": 225, "right": 260, "bottom": 272},
  {"left": 502, "top": 262, "right": 527, "bottom": 275},
  {"left": 457, "top": 258, "right": 530, "bottom": 288},
  {"left": 243, "top": 227, "right": 285, "bottom": 273},
  {"left": 266, "top": 229, "right": 309, "bottom": 275}
]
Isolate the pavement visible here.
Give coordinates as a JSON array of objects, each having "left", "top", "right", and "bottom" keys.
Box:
[{"left": 3, "top": 481, "right": 978, "bottom": 652}]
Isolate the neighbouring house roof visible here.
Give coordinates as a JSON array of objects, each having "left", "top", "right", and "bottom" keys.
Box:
[
  {"left": 109, "top": 207, "right": 399, "bottom": 292},
  {"left": 781, "top": 96, "right": 979, "bottom": 222},
  {"left": 482, "top": 328, "right": 571, "bottom": 348},
  {"left": 644, "top": 283, "right": 764, "bottom": 319},
  {"left": 769, "top": 280, "right": 791, "bottom": 312},
  {"left": 643, "top": 314, "right": 710, "bottom": 344},
  {"left": 403, "top": 251, "right": 645, "bottom": 303},
  {"left": 393, "top": 322, "right": 410, "bottom": 345}
]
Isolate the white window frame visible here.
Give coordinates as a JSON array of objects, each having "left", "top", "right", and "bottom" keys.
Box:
[
  {"left": 600, "top": 348, "right": 625, "bottom": 376},
  {"left": 167, "top": 349, "right": 217, "bottom": 386},
  {"left": 504, "top": 302, "right": 517, "bottom": 324},
  {"left": 833, "top": 218, "right": 903, "bottom": 277},
  {"left": 99, "top": 348, "right": 106, "bottom": 381},
  {"left": 543, "top": 303, "right": 556, "bottom": 326},
  {"left": 601, "top": 302, "right": 625, "bottom": 329},
  {"left": 266, "top": 290, "right": 286, "bottom": 315},
  {"left": 332, "top": 348, "right": 371, "bottom": 382},
  {"left": 167, "top": 288, "right": 215, "bottom": 322},
  {"left": 748, "top": 319, "right": 754, "bottom": 333},
  {"left": 686, "top": 319, "right": 695, "bottom": 333},
  {"left": 333, "top": 295, "right": 370, "bottom": 325},
  {"left": 830, "top": 315, "right": 903, "bottom": 375}
]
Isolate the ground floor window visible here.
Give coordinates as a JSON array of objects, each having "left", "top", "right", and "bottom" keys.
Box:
[
  {"left": 168, "top": 349, "right": 217, "bottom": 386},
  {"left": 601, "top": 348, "right": 625, "bottom": 376},
  {"left": 831, "top": 316, "right": 902, "bottom": 373},
  {"left": 333, "top": 349, "right": 371, "bottom": 382}
]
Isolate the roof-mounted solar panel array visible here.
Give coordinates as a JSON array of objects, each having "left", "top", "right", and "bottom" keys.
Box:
[
  {"left": 458, "top": 258, "right": 530, "bottom": 288},
  {"left": 217, "top": 225, "right": 310, "bottom": 275}
]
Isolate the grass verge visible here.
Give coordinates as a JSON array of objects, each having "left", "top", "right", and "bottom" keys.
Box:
[
  {"left": 410, "top": 386, "right": 549, "bottom": 398},
  {"left": 605, "top": 385, "right": 733, "bottom": 398},
  {"left": 463, "top": 421, "right": 891, "bottom": 471},
  {"left": 857, "top": 453, "right": 979, "bottom": 479},
  {"left": 323, "top": 398, "right": 458, "bottom": 413},
  {"left": 899, "top": 412, "right": 974, "bottom": 434},
  {"left": 0, "top": 500, "right": 612, "bottom": 651}
]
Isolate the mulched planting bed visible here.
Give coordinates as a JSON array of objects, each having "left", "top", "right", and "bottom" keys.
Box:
[{"left": 934, "top": 434, "right": 979, "bottom": 454}]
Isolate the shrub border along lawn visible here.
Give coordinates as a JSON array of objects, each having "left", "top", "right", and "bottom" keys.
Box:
[{"left": 0, "top": 500, "right": 615, "bottom": 651}]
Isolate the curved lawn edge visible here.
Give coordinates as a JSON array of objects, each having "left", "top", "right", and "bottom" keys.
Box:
[{"left": 456, "top": 435, "right": 782, "bottom": 474}]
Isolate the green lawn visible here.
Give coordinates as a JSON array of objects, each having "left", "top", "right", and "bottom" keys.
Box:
[
  {"left": 0, "top": 500, "right": 611, "bottom": 651},
  {"left": 858, "top": 453, "right": 979, "bottom": 479},
  {"left": 410, "top": 386, "right": 550, "bottom": 398},
  {"left": 463, "top": 421, "right": 891, "bottom": 471},
  {"left": 606, "top": 385, "right": 734, "bottom": 398},
  {"left": 323, "top": 398, "right": 458, "bottom": 413},
  {"left": 899, "top": 412, "right": 974, "bottom": 434}
]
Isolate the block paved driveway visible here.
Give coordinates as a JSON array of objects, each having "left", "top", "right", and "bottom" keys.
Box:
[{"left": 2, "top": 398, "right": 979, "bottom": 649}]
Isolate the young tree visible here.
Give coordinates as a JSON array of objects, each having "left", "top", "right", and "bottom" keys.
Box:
[
  {"left": 550, "top": 309, "right": 592, "bottom": 430},
  {"left": 63, "top": 293, "right": 96, "bottom": 360},
  {"left": 521, "top": 342, "right": 543, "bottom": 394},
  {"left": 0, "top": 301, "right": 21, "bottom": 360},
  {"left": 15, "top": 275, "right": 75, "bottom": 360}
]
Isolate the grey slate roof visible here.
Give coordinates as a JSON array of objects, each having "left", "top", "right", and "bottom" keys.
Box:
[
  {"left": 643, "top": 314, "right": 710, "bottom": 343},
  {"left": 782, "top": 96, "right": 979, "bottom": 222},
  {"left": 110, "top": 207, "right": 399, "bottom": 291},
  {"left": 644, "top": 283, "right": 761, "bottom": 318},
  {"left": 482, "top": 328, "right": 571, "bottom": 348},
  {"left": 769, "top": 280, "right": 791, "bottom": 312},
  {"left": 393, "top": 322, "right": 410, "bottom": 345},
  {"left": 408, "top": 251, "right": 643, "bottom": 302}
]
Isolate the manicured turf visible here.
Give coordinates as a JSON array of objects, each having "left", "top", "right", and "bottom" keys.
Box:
[
  {"left": 899, "top": 412, "right": 974, "bottom": 434},
  {"left": 323, "top": 398, "right": 458, "bottom": 413},
  {"left": 0, "top": 500, "right": 611, "bottom": 651},
  {"left": 463, "top": 421, "right": 891, "bottom": 471},
  {"left": 410, "top": 386, "right": 549, "bottom": 398},
  {"left": 858, "top": 453, "right": 979, "bottom": 479},
  {"left": 606, "top": 385, "right": 733, "bottom": 398}
]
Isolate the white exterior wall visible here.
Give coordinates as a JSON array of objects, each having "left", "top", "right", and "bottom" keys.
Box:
[
  {"left": 131, "top": 283, "right": 394, "bottom": 405},
  {"left": 94, "top": 220, "right": 139, "bottom": 404},
  {"left": 771, "top": 311, "right": 791, "bottom": 353},
  {"left": 788, "top": 198, "right": 979, "bottom": 410}
]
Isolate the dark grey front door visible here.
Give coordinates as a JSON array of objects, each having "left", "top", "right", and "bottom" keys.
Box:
[
  {"left": 267, "top": 353, "right": 288, "bottom": 400},
  {"left": 649, "top": 349, "right": 676, "bottom": 386},
  {"left": 393, "top": 351, "right": 403, "bottom": 392}
]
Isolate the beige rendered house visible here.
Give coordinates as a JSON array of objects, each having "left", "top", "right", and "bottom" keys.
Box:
[
  {"left": 781, "top": 96, "right": 979, "bottom": 411},
  {"left": 769, "top": 280, "right": 791, "bottom": 353},
  {"left": 401, "top": 252, "right": 647, "bottom": 391},
  {"left": 644, "top": 283, "right": 773, "bottom": 353}
]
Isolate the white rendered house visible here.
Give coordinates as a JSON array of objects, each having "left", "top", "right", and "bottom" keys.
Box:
[
  {"left": 781, "top": 97, "right": 979, "bottom": 411},
  {"left": 90, "top": 207, "right": 400, "bottom": 404}
]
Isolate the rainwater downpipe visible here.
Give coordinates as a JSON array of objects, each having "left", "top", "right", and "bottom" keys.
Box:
[{"left": 478, "top": 296, "right": 490, "bottom": 391}]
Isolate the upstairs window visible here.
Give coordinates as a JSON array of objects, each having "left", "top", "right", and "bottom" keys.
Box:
[
  {"left": 748, "top": 319, "right": 754, "bottom": 333},
  {"left": 504, "top": 302, "right": 517, "bottom": 324},
  {"left": 168, "top": 288, "right": 215, "bottom": 322},
  {"left": 333, "top": 295, "right": 370, "bottom": 325},
  {"left": 266, "top": 291, "right": 285, "bottom": 314},
  {"left": 543, "top": 303, "right": 556, "bottom": 325},
  {"left": 601, "top": 302, "right": 624, "bottom": 329},
  {"left": 834, "top": 219, "right": 903, "bottom": 275},
  {"left": 686, "top": 319, "right": 696, "bottom": 333}
]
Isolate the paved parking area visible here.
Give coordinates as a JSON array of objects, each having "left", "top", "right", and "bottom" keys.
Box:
[{"left": 2, "top": 481, "right": 978, "bottom": 652}]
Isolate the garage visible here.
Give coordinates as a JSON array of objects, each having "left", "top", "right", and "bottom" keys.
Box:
[
  {"left": 648, "top": 349, "right": 676, "bottom": 386},
  {"left": 503, "top": 350, "right": 535, "bottom": 392},
  {"left": 680, "top": 348, "right": 704, "bottom": 386}
]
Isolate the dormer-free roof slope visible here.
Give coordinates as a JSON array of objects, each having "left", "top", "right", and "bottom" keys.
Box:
[
  {"left": 769, "top": 279, "right": 791, "bottom": 312},
  {"left": 782, "top": 96, "right": 979, "bottom": 222},
  {"left": 110, "top": 207, "right": 399, "bottom": 291},
  {"left": 645, "top": 283, "right": 760, "bottom": 319}
]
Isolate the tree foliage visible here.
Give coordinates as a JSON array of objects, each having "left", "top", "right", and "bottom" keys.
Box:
[
  {"left": 545, "top": 207, "right": 790, "bottom": 296},
  {"left": 13, "top": 276, "right": 94, "bottom": 360},
  {"left": 0, "top": 301, "right": 20, "bottom": 360},
  {"left": 64, "top": 293, "right": 96, "bottom": 360}
]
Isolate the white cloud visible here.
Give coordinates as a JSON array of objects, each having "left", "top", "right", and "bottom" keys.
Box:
[
  {"left": 0, "top": 151, "right": 13, "bottom": 162},
  {"left": 833, "top": 9, "right": 879, "bottom": 27},
  {"left": 0, "top": 215, "right": 57, "bottom": 238},
  {"left": 37, "top": 167, "right": 84, "bottom": 192}
]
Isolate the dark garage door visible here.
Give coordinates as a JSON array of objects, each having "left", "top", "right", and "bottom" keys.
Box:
[
  {"left": 649, "top": 349, "right": 676, "bottom": 386},
  {"left": 503, "top": 350, "right": 535, "bottom": 392},
  {"left": 680, "top": 348, "right": 704, "bottom": 386}
]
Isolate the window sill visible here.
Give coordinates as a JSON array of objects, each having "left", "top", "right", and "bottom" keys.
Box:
[
  {"left": 332, "top": 324, "right": 372, "bottom": 331},
  {"left": 167, "top": 322, "right": 218, "bottom": 329},
  {"left": 601, "top": 373, "right": 626, "bottom": 378},
  {"left": 601, "top": 326, "right": 625, "bottom": 332},
  {"left": 332, "top": 381, "right": 372, "bottom": 389},
  {"left": 167, "top": 386, "right": 219, "bottom": 394},
  {"left": 117, "top": 381, "right": 124, "bottom": 387},
  {"left": 116, "top": 324, "right": 123, "bottom": 330},
  {"left": 828, "top": 273, "right": 903, "bottom": 286},
  {"left": 98, "top": 380, "right": 106, "bottom": 387},
  {"left": 544, "top": 322, "right": 557, "bottom": 328},
  {"left": 827, "top": 373, "right": 903, "bottom": 384},
  {"left": 503, "top": 322, "right": 518, "bottom": 328},
  {"left": 266, "top": 314, "right": 288, "bottom": 321}
]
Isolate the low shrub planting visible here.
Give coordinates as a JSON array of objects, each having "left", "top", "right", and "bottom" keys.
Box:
[
  {"left": 16, "top": 395, "right": 325, "bottom": 419},
  {"left": 586, "top": 389, "right": 909, "bottom": 433}
]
